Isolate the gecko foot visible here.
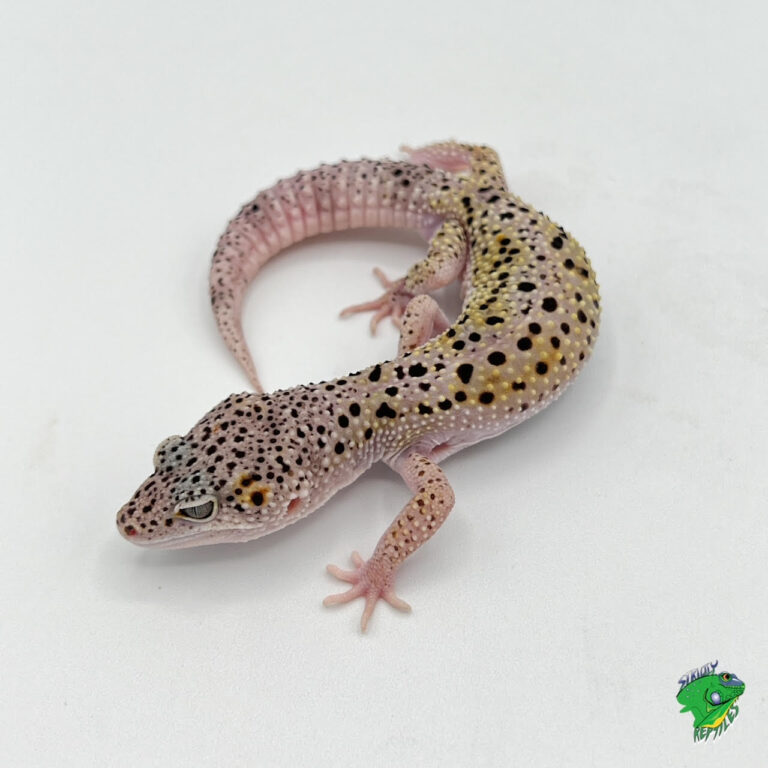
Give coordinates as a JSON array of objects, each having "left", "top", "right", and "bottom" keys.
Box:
[
  {"left": 323, "top": 551, "right": 411, "bottom": 632},
  {"left": 339, "top": 268, "right": 411, "bottom": 334}
]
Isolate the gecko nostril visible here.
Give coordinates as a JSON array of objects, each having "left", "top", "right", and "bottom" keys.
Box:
[{"left": 124, "top": 525, "right": 137, "bottom": 536}]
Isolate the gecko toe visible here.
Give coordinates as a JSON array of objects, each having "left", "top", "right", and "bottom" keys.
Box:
[{"left": 324, "top": 550, "right": 411, "bottom": 630}]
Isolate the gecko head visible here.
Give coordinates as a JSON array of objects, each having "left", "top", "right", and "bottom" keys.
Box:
[{"left": 116, "top": 392, "right": 315, "bottom": 549}]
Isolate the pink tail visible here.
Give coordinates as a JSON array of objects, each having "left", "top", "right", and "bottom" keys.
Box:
[{"left": 210, "top": 158, "right": 446, "bottom": 391}]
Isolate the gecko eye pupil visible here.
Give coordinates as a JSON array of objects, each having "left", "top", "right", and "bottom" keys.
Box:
[
  {"left": 175, "top": 497, "right": 217, "bottom": 521},
  {"left": 723, "top": 673, "right": 730, "bottom": 681}
]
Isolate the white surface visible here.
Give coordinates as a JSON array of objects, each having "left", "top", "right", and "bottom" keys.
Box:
[{"left": 1, "top": 1, "right": 766, "bottom": 765}]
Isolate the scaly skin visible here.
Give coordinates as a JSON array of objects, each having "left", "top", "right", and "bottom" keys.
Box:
[{"left": 117, "top": 141, "right": 601, "bottom": 630}]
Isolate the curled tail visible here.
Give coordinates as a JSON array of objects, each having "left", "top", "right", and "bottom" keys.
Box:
[{"left": 210, "top": 155, "right": 450, "bottom": 391}]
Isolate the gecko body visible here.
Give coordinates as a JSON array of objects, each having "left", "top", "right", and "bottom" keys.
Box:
[{"left": 117, "top": 142, "right": 600, "bottom": 629}]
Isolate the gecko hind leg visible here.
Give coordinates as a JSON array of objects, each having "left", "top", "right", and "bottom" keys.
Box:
[
  {"left": 339, "top": 268, "right": 410, "bottom": 334},
  {"left": 339, "top": 218, "right": 466, "bottom": 336},
  {"left": 401, "top": 141, "right": 506, "bottom": 189},
  {"left": 401, "top": 141, "right": 474, "bottom": 173},
  {"left": 397, "top": 295, "right": 449, "bottom": 355},
  {"left": 323, "top": 452, "right": 455, "bottom": 632}
]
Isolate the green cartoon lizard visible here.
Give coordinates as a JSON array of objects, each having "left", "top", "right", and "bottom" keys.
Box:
[{"left": 677, "top": 672, "right": 745, "bottom": 728}]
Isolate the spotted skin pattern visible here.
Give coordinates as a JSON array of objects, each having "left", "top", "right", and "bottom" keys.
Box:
[{"left": 117, "top": 142, "right": 600, "bottom": 631}]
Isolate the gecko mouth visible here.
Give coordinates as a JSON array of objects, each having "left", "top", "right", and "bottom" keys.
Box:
[{"left": 130, "top": 527, "right": 259, "bottom": 549}]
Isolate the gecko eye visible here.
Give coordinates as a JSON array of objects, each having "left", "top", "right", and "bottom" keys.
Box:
[
  {"left": 175, "top": 496, "right": 217, "bottom": 521},
  {"left": 710, "top": 691, "right": 721, "bottom": 705},
  {"left": 722, "top": 673, "right": 731, "bottom": 681}
]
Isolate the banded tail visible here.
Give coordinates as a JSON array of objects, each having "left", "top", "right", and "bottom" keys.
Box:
[{"left": 209, "top": 154, "right": 453, "bottom": 391}]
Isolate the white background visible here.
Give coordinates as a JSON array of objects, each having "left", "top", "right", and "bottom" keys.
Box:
[{"left": 1, "top": 1, "right": 766, "bottom": 765}]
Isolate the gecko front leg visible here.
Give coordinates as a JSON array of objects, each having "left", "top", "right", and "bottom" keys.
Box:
[{"left": 323, "top": 451, "right": 455, "bottom": 631}]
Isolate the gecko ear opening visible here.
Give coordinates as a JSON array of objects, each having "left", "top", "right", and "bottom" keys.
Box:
[{"left": 175, "top": 496, "right": 218, "bottom": 522}]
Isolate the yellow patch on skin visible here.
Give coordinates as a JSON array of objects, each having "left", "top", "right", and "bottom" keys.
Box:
[{"left": 234, "top": 473, "right": 272, "bottom": 507}]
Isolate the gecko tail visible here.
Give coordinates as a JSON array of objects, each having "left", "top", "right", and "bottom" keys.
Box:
[
  {"left": 208, "top": 265, "right": 263, "bottom": 392},
  {"left": 209, "top": 156, "right": 444, "bottom": 390}
]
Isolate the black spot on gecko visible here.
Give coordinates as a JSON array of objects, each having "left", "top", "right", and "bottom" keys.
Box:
[
  {"left": 376, "top": 403, "right": 397, "bottom": 419},
  {"left": 487, "top": 351, "right": 506, "bottom": 365},
  {"left": 542, "top": 297, "right": 558, "bottom": 312},
  {"left": 408, "top": 363, "right": 427, "bottom": 377},
  {"left": 457, "top": 363, "right": 474, "bottom": 384}
]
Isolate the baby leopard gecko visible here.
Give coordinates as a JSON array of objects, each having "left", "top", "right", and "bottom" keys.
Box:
[{"left": 117, "top": 141, "right": 600, "bottom": 630}]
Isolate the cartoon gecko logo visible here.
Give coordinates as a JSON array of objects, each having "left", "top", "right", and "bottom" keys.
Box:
[{"left": 677, "top": 661, "right": 744, "bottom": 742}]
